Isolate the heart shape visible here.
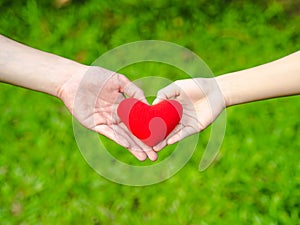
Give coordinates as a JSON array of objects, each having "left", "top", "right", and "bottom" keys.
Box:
[{"left": 117, "top": 98, "right": 183, "bottom": 146}]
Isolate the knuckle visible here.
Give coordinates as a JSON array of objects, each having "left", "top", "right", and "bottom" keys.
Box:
[
  {"left": 136, "top": 89, "right": 144, "bottom": 96},
  {"left": 156, "top": 89, "right": 164, "bottom": 98}
]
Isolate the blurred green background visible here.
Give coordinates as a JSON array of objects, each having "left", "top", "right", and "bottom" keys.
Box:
[{"left": 0, "top": 0, "right": 299, "bottom": 224}]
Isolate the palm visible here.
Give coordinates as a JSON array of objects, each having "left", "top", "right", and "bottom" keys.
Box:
[
  {"left": 59, "top": 66, "right": 158, "bottom": 161},
  {"left": 154, "top": 78, "right": 225, "bottom": 151}
]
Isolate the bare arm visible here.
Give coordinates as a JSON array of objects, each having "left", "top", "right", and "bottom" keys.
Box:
[
  {"left": 0, "top": 35, "right": 157, "bottom": 161},
  {"left": 216, "top": 51, "right": 300, "bottom": 107},
  {"left": 0, "top": 34, "right": 86, "bottom": 96},
  {"left": 154, "top": 51, "right": 300, "bottom": 150}
]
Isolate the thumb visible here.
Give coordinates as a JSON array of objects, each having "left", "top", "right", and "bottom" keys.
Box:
[
  {"left": 152, "top": 97, "right": 163, "bottom": 105},
  {"left": 119, "top": 74, "right": 148, "bottom": 104},
  {"left": 153, "top": 82, "right": 179, "bottom": 105}
]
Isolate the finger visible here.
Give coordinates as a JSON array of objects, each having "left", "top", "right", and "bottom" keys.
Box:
[
  {"left": 119, "top": 75, "right": 148, "bottom": 104},
  {"left": 153, "top": 139, "right": 167, "bottom": 152},
  {"left": 94, "top": 124, "right": 129, "bottom": 147},
  {"left": 146, "top": 149, "right": 158, "bottom": 161},
  {"left": 152, "top": 121, "right": 183, "bottom": 151},
  {"left": 167, "top": 126, "right": 197, "bottom": 145},
  {"left": 128, "top": 147, "right": 148, "bottom": 161},
  {"left": 95, "top": 125, "right": 147, "bottom": 161},
  {"left": 134, "top": 139, "right": 158, "bottom": 161},
  {"left": 153, "top": 83, "right": 180, "bottom": 105},
  {"left": 111, "top": 124, "right": 150, "bottom": 161},
  {"left": 152, "top": 97, "right": 163, "bottom": 105},
  {"left": 117, "top": 123, "right": 158, "bottom": 161}
]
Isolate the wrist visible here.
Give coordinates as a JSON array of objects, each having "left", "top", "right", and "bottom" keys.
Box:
[
  {"left": 55, "top": 63, "right": 89, "bottom": 99},
  {"left": 215, "top": 75, "right": 233, "bottom": 107}
]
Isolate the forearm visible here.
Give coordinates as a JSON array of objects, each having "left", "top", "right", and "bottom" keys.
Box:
[
  {"left": 216, "top": 51, "right": 300, "bottom": 107},
  {"left": 0, "top": 35, "right": 88, "bottom": 97}
]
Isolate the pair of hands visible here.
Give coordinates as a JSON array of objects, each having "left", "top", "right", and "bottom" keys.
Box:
[{"left": 58, "top": 66, "right": 226, "bottom": 161}]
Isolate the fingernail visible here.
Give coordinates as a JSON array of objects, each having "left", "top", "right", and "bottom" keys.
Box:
[
  {"left": 167, "top": 138, "right": 176, "bottom": 145},
  {"left": 137, "top": 152, "right": 147, "bottom": 161},
  {"left": 153, "top": 146, "right": 161, "bottom": 152},
  {"left": 150, "top": 153, "right": 158, "bottom": 161},
  {"left": 152, "top": 98, "right": 160, "bottom": 105}
]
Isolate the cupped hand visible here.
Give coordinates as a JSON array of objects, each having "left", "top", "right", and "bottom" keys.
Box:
[
  {"left": 153, "top": 78, "right": 226, "bottom": 151},
  {"left": 57, "top": 66, "right": 158, "bottom": 161}
]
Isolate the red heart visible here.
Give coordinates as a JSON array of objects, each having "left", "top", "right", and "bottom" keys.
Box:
[{"left": 117, "top": 98, "right": 183, "bottom": 147}]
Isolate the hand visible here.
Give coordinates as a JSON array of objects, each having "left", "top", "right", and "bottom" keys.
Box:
[
  {"left": 153, "top": 78, "right": 226, "bottom": 151},
  {"left": 58, "top": 66, "right": 158, "bottom": 161}
]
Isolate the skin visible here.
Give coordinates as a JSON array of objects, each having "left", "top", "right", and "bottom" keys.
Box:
[
  {"left": 0, "top": 34, "right": 158, "bottom": 161},
  {"left": 153, "top": 51, "right": 300, "bottom": 151},
  {"left": 2, "top": 34, "right": 299, "bottom": 158}
]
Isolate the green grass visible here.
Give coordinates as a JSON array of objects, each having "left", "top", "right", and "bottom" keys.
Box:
[{"left": 0, "top": 0, "right": 300, "bottom": 224}]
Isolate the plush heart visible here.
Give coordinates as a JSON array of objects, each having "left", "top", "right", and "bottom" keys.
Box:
[{"left": 117, "top": 98, "right": 183, "bottom": 147}]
